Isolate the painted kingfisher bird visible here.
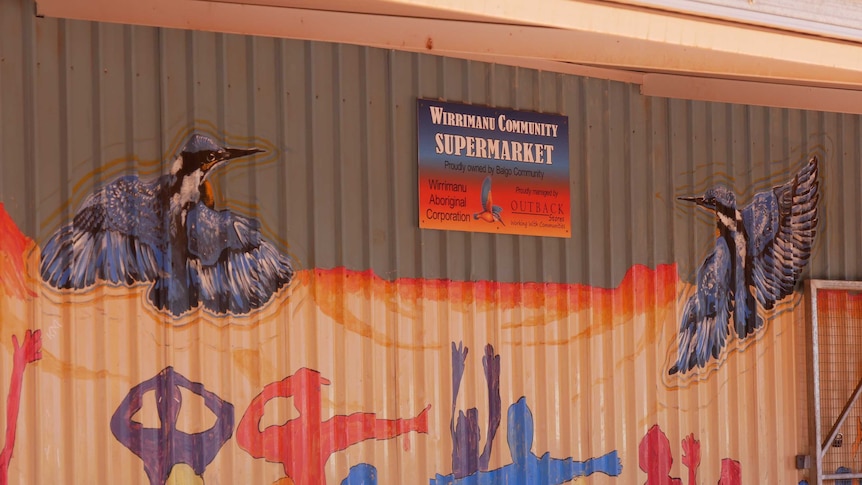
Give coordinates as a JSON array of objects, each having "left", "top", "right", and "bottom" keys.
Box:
[
  {"left": 40, "top": 134, "right": 294, "bottom": 317},
  {"left": 669, "top": 157, "right": 819, "bottom": 375},
  {"left": 473, "top": 176, "right": 504, "bottom": 225}
]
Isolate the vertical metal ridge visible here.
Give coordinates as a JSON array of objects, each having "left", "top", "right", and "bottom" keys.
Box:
[
  {"left": 358, "top": 46, "right": 371, "bottom": 273},
  {"left": 303, "top": 41, "right": 317, "bottom": 269},
  {"left": 185, "top": 30, "right": 195, "bottom": 126},
  {"left": 386, "top": 49, "right": 402, "bottom": 277},
  {"left": 244, "top": 35, "right": 257, "bottom": 219},
  {"left": 21, "top": 0, "right": 37, "bottom": 242},
  {"left": 123, "top": 25, "right": 135, "bottom": 160},
  {"left": 332, "top": 43, "right": 344, "bottom": 268},
  {"left": 273, "top": 38, "right": 288, "bottom": 242}
]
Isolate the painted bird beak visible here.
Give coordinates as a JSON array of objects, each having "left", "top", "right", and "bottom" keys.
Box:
[
  {"left": 678, "top": 196, "right": 706, "bottom": 206},
  {"left": 224, "top": 147, "right": 264, "bottom": 161},
  {"left": 203, "top": 147, "right": 265, "bottom": 174}
]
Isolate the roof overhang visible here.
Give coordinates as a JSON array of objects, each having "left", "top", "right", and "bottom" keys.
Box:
[{"left": 35, "top": 0, "right": 862, "bottom": 114}]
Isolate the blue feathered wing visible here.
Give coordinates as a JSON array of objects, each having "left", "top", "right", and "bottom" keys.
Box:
[
  {"left": 669, "top": 237, "right": 733, "bottom": 375},
  {"left": 40, "top": 175, "right": 293, "bottom": 316},
  {"left": 40, "top": 175, "right": 167, "bottom": 289},
  {"left": 185, "top": 202, "right": 294, "bottom": 315},
  {"left": 744, "top": 156, "right": 819, "bottom": 309}
]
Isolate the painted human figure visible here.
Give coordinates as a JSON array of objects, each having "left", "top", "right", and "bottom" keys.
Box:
[
  {"left": 718, "top": 458, "right": 742, "bottom": 485},
  {"left": 110, "top": 366, "right": 234, "bottom": 485},
  {"left": 236, "top": 367, "right": 430, "bottom": 485},
  {"left": 0, "top": 330, "right": 41, "bottom": 485},
  {"left": 436, "top": 342, "right": 620, "bottom": 485},
  {"left": 340, "top": 463, "right": 377, "bottom": 485},
  {"left": 449, "top": 342, "right": 501, "bottom": 479},
  {"left": 639, "top": 425, "right": 683, "bottom": 485},
  {"left": 431, "top": 397, "right": 623, "bottom": 484},
  {"left": 639, "top": 425, "right": 741, "bottom": 485}
]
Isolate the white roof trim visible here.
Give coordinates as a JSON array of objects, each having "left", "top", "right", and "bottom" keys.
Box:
[
  {"left": 35, "top": 0, "right": 862, "bottom": 111},
  {"left": 642, "top": 74, "right": 862, "bottom": 114}
]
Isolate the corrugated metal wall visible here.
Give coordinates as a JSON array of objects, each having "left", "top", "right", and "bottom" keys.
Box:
[{"left": 1, "top": 0, "right": 861, "bottom": 482}]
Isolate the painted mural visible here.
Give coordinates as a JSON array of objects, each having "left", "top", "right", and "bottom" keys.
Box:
[
  {"left": 431, "top": 342, "right": 622, "bottom": 484},
  {"left": 0, "top": 130, "right": 826, "bottom": 484},
  {"left": 39, "top": 134, "right": 294, "bottom": 317},
  {"left": 0, "top": 330, "right": 41, "bottom": 485},
  {"left": 110, "top": 366, "right": 235, "bottom": 485},
  {"left": 236, "top": 367, "right": 430, "bottom": 485},
  {"left": 638, "top": 425, "right": 741, "bottom": 485},
  {"left": 669, "top": 157, "right": 819, "bottom": 375}
]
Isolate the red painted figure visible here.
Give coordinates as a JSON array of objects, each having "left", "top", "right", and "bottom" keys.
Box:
[
  {"left": 681, "top": 434, "right": 700, "bottom": 485},
  {"left": 0, "top": 330, "right": 42, "bottom": 485},
  {"left": 639, "top": 425, "right": 743, "bottom": 485},
  {"left": 639, "top": 425, "right": 682, "bottom": 485},
  {"left": 718, "top": 458, "right": 742, "bottom": 485},
  {"left": 237, "top": 367, "right": 430, "bottom": 485}
]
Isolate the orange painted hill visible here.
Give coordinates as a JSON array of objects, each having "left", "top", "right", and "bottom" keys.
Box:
[
  {"left": 299, "top": 264, "right": 679, "bottom": 346},
  {"left": 0, "top": 203, "right": 36, "bottom": 300}
]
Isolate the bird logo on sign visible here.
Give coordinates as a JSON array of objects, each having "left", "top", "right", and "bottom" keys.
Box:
[{"left": 473, "top": 176, "right": 505, "bottom": 226}]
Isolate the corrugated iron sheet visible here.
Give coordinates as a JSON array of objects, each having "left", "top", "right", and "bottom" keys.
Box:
[{"left": 0, "top": 0, "right": 859, "bottom": 483}]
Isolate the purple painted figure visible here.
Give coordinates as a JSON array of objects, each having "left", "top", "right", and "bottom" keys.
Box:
[
  {"left": 110, "top": 367, "right": 234, "bottom": 485},
  {"left": 450, "top": 342, "right": 501, "bottom": 478}
]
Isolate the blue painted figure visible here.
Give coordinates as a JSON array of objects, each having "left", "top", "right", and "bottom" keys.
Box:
[
  {"left": 430, "top": 397, "right": 622, "bottom": 484},
  {"left": 670, "top": 157, "right": 820, "bottom": 374},
  {"left": 341, "top": 464, "right": 378, "bottom": 485}
]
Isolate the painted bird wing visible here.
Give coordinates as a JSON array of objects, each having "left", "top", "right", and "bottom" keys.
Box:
[
  {"left": 669, "top": 237, "right": 733, "bottom": 375},
  {"left": 744, "top": 157, "right": 819, "bottom": 309},
  {"left": 480, "top": 177, "right": 492, "bottom": 211},
  {"left": 185, "top": 202, "right": 294, "bottom": 315},
  {"left": 40, "top": 175, "right": 167, "bottom": 289}
]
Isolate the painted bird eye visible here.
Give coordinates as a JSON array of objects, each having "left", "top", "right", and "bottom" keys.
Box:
[{"left": 207, "top": 152, "right": 216, "bottom": 162}]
